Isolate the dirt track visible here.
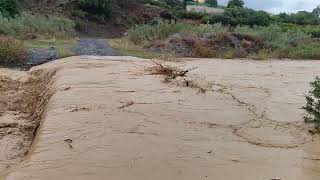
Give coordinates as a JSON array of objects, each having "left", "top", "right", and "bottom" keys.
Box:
[{"left": 1, "top": 56, "right": 320, "bottom": 180}]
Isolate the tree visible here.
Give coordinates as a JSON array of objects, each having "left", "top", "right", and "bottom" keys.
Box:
[
  {"left": 313, "top": 5, "right": 320, "bottom": 17},
  {"left": 205, "top": 0, "right": 218, "bottom": 7},
  {"left": 209, "top": 7, "right": 271, "bottom": 27},
  {"left": 0, "top": 0, "right": 19, "bottom": 19},
  {"left": 273, "top": 11, "right": 320, "bottom": 25},
  {"left": 78, "top": 0, "right": 113, "bottom": 17},
  {"left": 183, "top": 0, "right": 187, "bottom": 10},
  {"left": 227, "top": 0, "right": 244, "bottom": 8}
]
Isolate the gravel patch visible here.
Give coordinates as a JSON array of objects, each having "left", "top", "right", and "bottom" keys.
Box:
[
  {"left": 73, "top": 38, "right": 121, "bottom": 56},
  {"left": 27, "top": 47, "right": 59, "bottom": 66}
]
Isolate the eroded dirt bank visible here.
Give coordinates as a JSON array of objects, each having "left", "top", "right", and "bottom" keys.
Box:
[
  {"left": 2, "top": 57, "right": 320, "bottom": 180},
  {"left": 0, "top": 68, "right": 55, "bottom": 174}
]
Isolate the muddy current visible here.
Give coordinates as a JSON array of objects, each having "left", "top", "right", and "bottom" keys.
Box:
[{"left": 1, "top": 56, "right": 320, "bottom": 180}]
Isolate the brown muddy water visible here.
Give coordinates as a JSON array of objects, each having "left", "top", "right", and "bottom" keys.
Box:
[{"left": 1, "top": 56, "right": 320, "bottom": 180}]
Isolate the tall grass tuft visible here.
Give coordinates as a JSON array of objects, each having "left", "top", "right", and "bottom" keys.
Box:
[
  {"left": 127, "top": 21, "right": 227, "bottom": 46},
  {"left": 0, "top": 36, "right": 29, "bottom": 65},
  {"left": 0, "top": 13, "right": 75, "bottom": 39}
]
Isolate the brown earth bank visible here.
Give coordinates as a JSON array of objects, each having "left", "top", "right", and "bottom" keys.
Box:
[
  {"left": 0, "top": 68, "right": 55, "bottom": 174},
  {"left": 1, "top": 57, "right": 320, "bottom": 179}
]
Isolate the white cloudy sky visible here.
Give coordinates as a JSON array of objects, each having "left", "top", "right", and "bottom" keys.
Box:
[{"left": 218, "top": 0, "right": 320, "bottom": 14}]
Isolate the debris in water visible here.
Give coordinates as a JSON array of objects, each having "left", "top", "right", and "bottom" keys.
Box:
[
  {"left": 118, "top": 101, "right": 135, "bottom": 109},
  {"left": 64, "top": 138, "right": 73, "bottom": 149},
  {"left": 61, "top": 86, "right": 71, "bottom": 91}
]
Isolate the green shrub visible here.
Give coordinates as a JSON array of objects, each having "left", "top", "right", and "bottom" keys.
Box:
[
  {"left": 127, "top": 22, "right": 227, "bottom": 46},
  {"left": 235, "top": 25, "right": 310, "bottom": 50},
  {"left": 286, "top": 42, "right": 320, "bottom": 60},
  {"left": 273, "top": 11, "right": 319, "bottom": 26},
  {"left": 0, "top": 0, "right": 19, "bottom": 19},
  {"left": 278, "top": 23, "right": 320, "bottom": 38},
  {"left": 78, "top": 0, "right": 112, "bottom": 17},
  {"left": 0, "top": 13, "right": 75, "bottom": 39},
  {"left": 0, "top": 36, "right": 28, "bottom": 65},
  {"left": 209, "top": 7, "right": 271, "bottom": 27},
  {"left": 178, "top": 11, "right": 208, "bottom": 20},
  {"left": 303, "top": 76, "right": 320, "bottom": 132},
  {"left": 227, "top": 0, "right": 244, "bottom": 8},
  {"left": 205, "top": 0, "right": 218, "bottom": 7}
]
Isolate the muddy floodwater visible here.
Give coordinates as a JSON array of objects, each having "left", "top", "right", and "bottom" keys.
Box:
[{"left": 1, "top": 56, "right": 320, "bottom": 180}]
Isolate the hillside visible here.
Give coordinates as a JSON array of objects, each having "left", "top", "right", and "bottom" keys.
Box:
[{"left": 21, "top": 0, "right": 164, "bottom": 37}]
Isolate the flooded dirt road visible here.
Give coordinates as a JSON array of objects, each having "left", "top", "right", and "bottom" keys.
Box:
[{"left": 1, "top": 57, "right": 320, "bottom": 180}]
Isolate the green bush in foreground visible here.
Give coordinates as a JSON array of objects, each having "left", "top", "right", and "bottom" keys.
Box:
[
  {"left": 0, "top": 36, "right": 28, "bottom": 65},
  {"left": 303, "top": 77, "right": 320, "bottom": 132},
  {"left": 0, "top": 13, "right": 75, "bottom": 39}
]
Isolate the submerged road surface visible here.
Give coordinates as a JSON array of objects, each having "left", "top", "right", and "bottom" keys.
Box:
[{"left": 2, "top": 57, "right": 320, "bottom": 180}]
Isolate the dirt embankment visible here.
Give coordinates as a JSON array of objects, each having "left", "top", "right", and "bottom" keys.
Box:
[
  {"left": 0, "top": 68, "right": 55, "bottom": 173},
  {"left": 23, "top": 0, "right": 163, "bottom": 38}
]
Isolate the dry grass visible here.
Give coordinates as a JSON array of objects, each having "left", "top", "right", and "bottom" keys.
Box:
[
  {"left": 146, "top": 60, "right": 211, "bottom": 93},
  {"left": 147, "top": 60, "right": 197, "bottom": 79},
  {"left": 0, "top": 36, "right": 29, "bottom": 66}
]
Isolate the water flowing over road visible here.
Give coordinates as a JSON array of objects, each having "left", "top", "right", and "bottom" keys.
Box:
[{"left": 2, "top": 57, "right": 320, "bottom": 180}]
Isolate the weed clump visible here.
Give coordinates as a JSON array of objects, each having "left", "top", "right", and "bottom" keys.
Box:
[
  {"left": 303, "top": 76, "right": 320, "bottom": 132},
  {"left": 0, "top": 36, "right": 29, "bottom": 66},
  {"left": 147, "top": 60, "right": 197, "bottom": 80},
  {"left": 147, "top": 60, "right": 210, "bottom": 93},
  {"left": 0, "top": 13, "right": 75, "bottom": 39},
  {"left": 125, "top": 22, "right": 320, "bottom": 60}
]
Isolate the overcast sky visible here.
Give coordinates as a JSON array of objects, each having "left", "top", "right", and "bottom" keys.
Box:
[{"left": 218, "top": 0, "right": 320, "bottom": 14}]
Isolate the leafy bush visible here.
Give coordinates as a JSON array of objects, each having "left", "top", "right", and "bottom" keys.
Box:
[
  {"left": 235, "top": 25, "right": 310, "bottom": 50},
  {"left": 205, "top": 0, "right": 218, "bottom": 7},
  {"left": 78, "top": 0, "right": 112, "bottom": 17},
  {"left": 278, "top": 23, "right": 320, "bottom": 38},
  {"left": 0, "top": 0, "right": 19, "bottom": 19},
  {"left": 273, "top": 11, "right": 320, "bottom": 25},
  {"left": 209, "top": 7, "right": 271, "bottom": 27},
  {"left": 285, "top": 42, "right": 320, "bottom": 60},
  {"left": 0, "top": 36, "right": 28, "bottom": 65},
  {"left": 0, "top": 13, "right": 75, "bottom": 39},
  {"left": 303, "top": 77, "right": 320, "bottom": 132},
  {"left": 178, "top": 11, "right": 208, "bottom": 20}
]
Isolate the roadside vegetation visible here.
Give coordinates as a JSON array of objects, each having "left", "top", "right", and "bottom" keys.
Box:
[
  {"left": 0, "top": 36, "right": 29, "bottom": 65},
  {"left": 0, "top": 13, "right": 75, "bottom": 39},
  {"left": 111, "top": 0, "right": 320, "bottom": 60},
  {"left": 115, "top": 22, "right": 319, "bottom": 60},
  {"left": 304, "top": 77, "right": 320, "bottom": 133},
  {"left": 0, "top": 1, "right": 76, "bottom": 65},
  {"left": 0, "top": 0, "right": 319, "bottom": 62}
]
